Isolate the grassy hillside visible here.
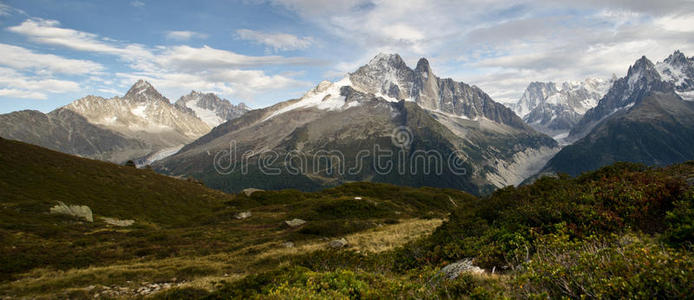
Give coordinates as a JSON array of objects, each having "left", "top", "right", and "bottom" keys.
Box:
[
  {"left": 0, "top": 137, "right": 473, "bottom": 298},
  {"left": 160, "top": 162, "right": 694, "bottom": 299}
]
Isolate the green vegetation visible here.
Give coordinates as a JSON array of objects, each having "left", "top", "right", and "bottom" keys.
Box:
[{"left": 2, "top": 137, "right": 694, "bottom": 298}]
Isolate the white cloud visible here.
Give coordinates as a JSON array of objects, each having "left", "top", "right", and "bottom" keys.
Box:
[
  {"left": 0, "top": 67, "right": 81, "bottom": 99},
  {"left": 268, "top": 0, "right": 694, "bottom": 103},
  {"left": 130, "top": 1, "right": 145, "bottom": 8},
  {"left": 0, "top": 3, "right": 11, "bottom": 16},
  {"left": 165, "top": 30, "right": 208, "bottom": 41},
  {"left": 7, "top": 18, "right": 152, "bottom": 59},
  {"left": 236, "top": 29, "right": 314, "bottom": 52},
  {"left": 0, "top": 88, "right": 47, "bottom": 99},
  {"left": 6, "top": 18, "right": 319, "bottom": 103},
  {"left": 0, "top": 43, "right": 103, "bottom": 74}
]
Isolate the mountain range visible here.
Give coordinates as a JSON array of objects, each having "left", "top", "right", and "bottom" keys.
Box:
[
  {"left": 539, "top": 51, "right": 694, "bottom": 176},
  {"left": 508, "top": 78, "right": 613, "bottom": 141},
  {"left": 0, "top": 80, "right": 249, "bottom": 165},
  {"left": 153, "top": 54, "right": 559, "bottom": 195},
  {"left": 2, "top": 51, "right": 694, "bottom": 193}
]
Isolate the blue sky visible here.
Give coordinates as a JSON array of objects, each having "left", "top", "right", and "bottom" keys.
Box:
[{"left": 0, "top": 0, "right": 693, "bottom": 114}]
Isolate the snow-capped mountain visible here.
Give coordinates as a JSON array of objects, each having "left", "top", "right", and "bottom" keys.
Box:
[
  {"left": 540, "top": 54, "right": 694, "bottom": 176},
  {"left": 0, "top": 80, "right": 242, "bottom": 165},
  {"left": 656, "top": 50, "right": 694, "bottom": 101},
  {"left": 268, "top": 53, "right": 525, "bottom": 128},
  {"left": 156, "top": 53, "right": 559, "bottom": 195},
  {"left": 568, "top": 56, "right": 673, "bottom": 142},
  {"left": 175, "top": 91, "right": 249, "bottom": 127},
  {"left": 509, "top": 78, "right": 611, "bottom": 140},
  {"left": 65, "top": 81, "right": 210, "bottom": 139},
  {"left": 60, "top": 80, "right": 212, "bottom": 164}
]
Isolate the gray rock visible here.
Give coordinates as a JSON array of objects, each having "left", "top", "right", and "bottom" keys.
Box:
[
  {"left": 282, "top": 241, "right": 295, "bottom": 248},
  {"left": 329, "top": 238, "right": 348, "bottom": 249},
  {"left": 285, "top": 218, "right": 306, "bottom": 227},
  {"left": 438, "top": 259, "right": 484, "bottom": 280},
  {"left": 234, "top": 211, "right": 252, "bottom": 220},
  {"left": 102, "top": 217, "right": 135, "bottom": 227},
  {"left": 242, "top": 188, "right": 264, "bottom": 196},
  {"left": 50, "top": 201, "right": 93, "bottom": 222}
]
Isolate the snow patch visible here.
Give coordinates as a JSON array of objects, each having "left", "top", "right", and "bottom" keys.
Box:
[
  {"left": 132, "top": 105, "right": 147, "bottom": 118},
  {"left": 263, "top": 77, "right": 352, "bottom": 121},
  {"left": 142, "top": 144, "right": 185, "bottom": 166},
  {"left": 677, "top": 90, "right": 694, "bottom": 101},
  {"left": 189, "top": 98, "right": 224, "bottom": 127}
]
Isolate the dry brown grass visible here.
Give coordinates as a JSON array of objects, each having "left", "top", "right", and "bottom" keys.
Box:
[
  {"left": 256, "top": 218, "right": 443, "bottom": 260},
  {"left": 1, "top": 218, "right": 443, "bottom": 298}
]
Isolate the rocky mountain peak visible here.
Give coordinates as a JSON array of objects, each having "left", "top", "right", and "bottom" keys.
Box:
[
  {"left": 175, "top": 90, "right": 249, "bottom": 127},
  {"left": 664, "top": 50, "right": 689, "bottom": 66},
  {"left": 124, "top": 80, "right": 168, "bottom": 103},
  {"left": 415, "top": 57, "right": 432, "bottom": 74},
  {"left": 627, "top": 56, "right": 659, "bottom": 81},
  {"left": 368, "top": 53, "right": 406, "bottom": 68}
]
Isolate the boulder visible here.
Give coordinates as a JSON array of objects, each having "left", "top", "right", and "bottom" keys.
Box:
[
  {"left": 102, "top": 217, "right": 135, "bottom": 227},
  {"left": 282, "top": 241, "right": 295, "bottom": 248},
  {"left": 50, "top": 201, "right": 93, "bottom": 222},
  {"left": 329, "top": 238, "right": 349, "bottom": 249},
  {"left": 438, "top": 259, "right": 484, "bottom": 280},
  {"left": 242, "top": 188, "right": 264, "bottom": 196},
  {"left": 234, "top": 211, "right": 252, "bottom": 220},
  {"left": 285, "top": 218, "right": 306, "bottom": 227}
]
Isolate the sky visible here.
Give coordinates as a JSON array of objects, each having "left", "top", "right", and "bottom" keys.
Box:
[{"left": 0, "top": 0, "right": 693, "bottom": 114}]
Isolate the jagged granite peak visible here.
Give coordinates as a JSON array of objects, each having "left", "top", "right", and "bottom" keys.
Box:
[
  {"left": 568, "top": 56, "right": 673, "bottom": 141},
  {"left": 175, "top": 91, "right": 249, "bottom": 127},
  {"left": 656, "top": 50, "right": 694, "bottom": 100},
  {"left": 347, "top": 53, "right": 528, "bottom": 128},
  {"left": 124, "top": 79, "right": 169, "bottom": 103},
  {"left": 513, "top": 82, "right": 560, "bottom": 118},
  {"left": 508, "top": 78, "right": 611, "bottom": 140}
]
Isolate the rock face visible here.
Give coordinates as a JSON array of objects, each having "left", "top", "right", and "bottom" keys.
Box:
[
  {"left": 155, "top": 53, "right": 558, "bottom": 195},
  {"left": 350, "top": 54, "right": 526, "bottom": 128},
  {"left": 175, "top": 91, "right": 249, "bottom": 127},
  {"left": 541, "top": 54, "right": 694, "bottom": 176},
  {"left": 509, "top": 78, "right": 611, "bottom": 140},
  {"left": 50, "top": 201, "right": 93, "bottom": 222}
]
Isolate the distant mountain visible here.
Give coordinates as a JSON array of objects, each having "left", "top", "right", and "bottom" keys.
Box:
[
  {"left": 656, "top": 50, "right": 694, "bottom": 101},
  {"left": 0, "top": 109, "right": 148, "bottom": 163},
  {"left": 0, "top": 80, "right": 244, "bottom": 164},
  {"left": 175, "top": 91, "right": 249, "bottom": 127},
  {"left": 155, "top": 53, "right": 558, "bottom": 195},
  {"left": 540, "top": 53, "right": 694, "bottom": 176},
  {"left": 509, "top": 78, "right": 611, "bottom": 140}
]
